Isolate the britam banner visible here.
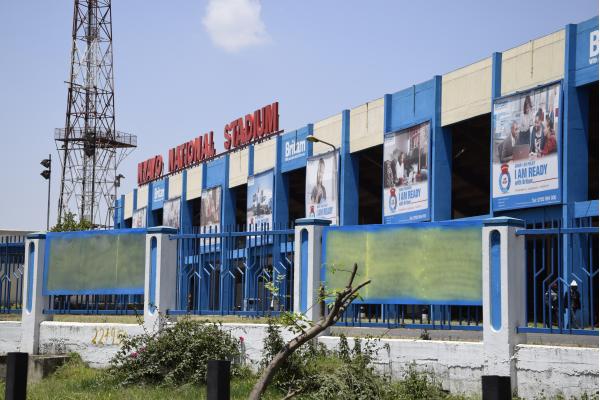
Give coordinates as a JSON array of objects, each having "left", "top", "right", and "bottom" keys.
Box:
[
  {"left": 383, "top": 121, "right": 430, "bottom": 223},
  {"left": 305, "top": 150, "right": 338, "bottom": 224},
  {"left": 492, "top": 82, "right": 561, "bottom": 210}
]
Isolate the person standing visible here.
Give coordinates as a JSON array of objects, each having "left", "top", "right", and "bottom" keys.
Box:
[{"left": 564, "top": 280, "right": 582, "bottom": 329}]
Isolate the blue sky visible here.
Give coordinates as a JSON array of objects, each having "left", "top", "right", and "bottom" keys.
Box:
[{"left": 0, "top": 0, "right": 597, "bottom": 230}]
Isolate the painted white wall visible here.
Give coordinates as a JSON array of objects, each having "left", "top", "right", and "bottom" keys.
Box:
[
  {"left": 0, "top": 320, "right": 597, "bottom": 398},
  {"left": 515, "top": 344, "right": 599, "bottom": 399}
]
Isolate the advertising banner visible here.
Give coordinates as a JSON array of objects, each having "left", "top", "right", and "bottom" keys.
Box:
[
  {"left": 281, "top": 129, "right": 309, "bottom": 172},
  {"left": 132, "top": 207, "right": 146, "bottom": 228},
  {"left": 200, "top": 186, "right": 222, "bottom": 232},
  {"left": 383, "top": 121, "right": 430, "bottom": 223},
  {"left": 322, "top": 221, "right": 482, "bottom": 305},
  {"left": 151, "top": 179, "right": 165, "bottom": 210},
  {"left": 162, "top": 198, "right": 180, "bottom": 229},
  {"left": 247, "top": 171, "right": 274, "bottom": 229},
  {"left": 305, "top": 151, "right": 338, "bottom": 224},
  {"left": 492, "top": 82, "right": 561, "bottom": 210}
]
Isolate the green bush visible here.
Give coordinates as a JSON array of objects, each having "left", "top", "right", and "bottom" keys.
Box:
[{"left": 108, "top": 318, "right": 242, "bottom": 386}]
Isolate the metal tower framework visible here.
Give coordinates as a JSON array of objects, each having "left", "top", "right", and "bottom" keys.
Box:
[{"left": 56, "top": 0, "right": 136, "bottom": 228}]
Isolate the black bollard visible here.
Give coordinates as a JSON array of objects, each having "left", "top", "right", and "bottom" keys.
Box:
[
  {"left": 206, "top": 360, "right": 230, "bottom": 400},
  {"left": 5, "top": 352, "right": 28, "bottom": 400},
  {"left": 482, "top": 375, "right": 511, "bottom": 400}
]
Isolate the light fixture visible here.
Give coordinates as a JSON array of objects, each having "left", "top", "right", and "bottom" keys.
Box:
[{"left": 306, "top": 135, "right": 336, "bottom": 152}]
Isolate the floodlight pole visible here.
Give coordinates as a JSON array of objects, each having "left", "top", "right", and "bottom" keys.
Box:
[{"left": 306, "top": 135, "right": 336, "bottom": 153}]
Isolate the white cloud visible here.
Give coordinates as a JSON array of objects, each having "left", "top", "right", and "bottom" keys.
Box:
[{"left": 202, "top": 0, "right": 270, "bottom": 53}]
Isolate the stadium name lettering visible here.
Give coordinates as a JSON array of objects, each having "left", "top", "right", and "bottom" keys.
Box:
[{"left": 137, "top": 102, "right": 279, "bottom": 185}]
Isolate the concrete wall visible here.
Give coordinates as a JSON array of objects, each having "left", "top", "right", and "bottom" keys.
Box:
[
  {"left": 185, "top": 165, "right": 202, "bottom": 200},
  {"left": 441, "top": 57, "right": 492, "bottom": 126},
  {"left": 253, "top": 138, "right": 277, "bottom": 174},
  {"left": 124, "top": 191, "right": 133, "bottom": 219},
  {"left": 0, "top": 321, "right": 597, "bottom": 398},
  {"left": 136, "top": 185, "right": 148, "bottom": 209},
  {"left": 229, "top": 148, "right": 249, "bottom": 187},
  {"left": 38, "top": 322, "right": 144, "bottom": 368},
  {"left": 349, "top": 98, "right": 385, "bottom": 153},
  {"left": 168, "top": 172, "right": 184, "bottom": 200},
  {"left": 501, "top": 30, "right": 565, "bottom": 95},
  {"left": 515, "top": 344, "right": 599, "bottom": 399},
  {"left": 313, "top": 113, "right": 342, "bottom": 155},
  {"left": 0, "top": 322, "right": 22, "bottom": 354}
]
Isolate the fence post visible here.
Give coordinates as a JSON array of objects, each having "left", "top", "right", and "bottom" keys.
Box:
[
  {"left": 293, "top": 218, "right": 331, "bottom": 322},
  {"left": 481, "top": 217, "right": 526, "bottom": 397},
  {"left": 21, "top": 233, "right": 52, "bottom": 354},
  {"left": 144, "top": 226, "right": 178, "bottom": 332}
]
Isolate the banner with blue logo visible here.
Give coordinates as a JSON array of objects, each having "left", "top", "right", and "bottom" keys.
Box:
[
  {"left": 492, "top": 82, "right": 561, "bottom": 211},
  {"left": 151, "top": 180, "right": 166, "bottom": 210},
  {"left": 383, "top": 121, "right": 430, "bottom": 223}
]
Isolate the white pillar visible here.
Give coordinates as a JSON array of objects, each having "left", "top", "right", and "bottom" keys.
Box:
[
  {"left": 293, "top": 218, "right": 331, "bottom": 322},
  {"left": 482, "top": 217, "right": 526, "bottom": 394},
  {"left": 144, "top": 227, "right": 178, "bottom": 332},
  {"left": 21, "top": 233, "right": 53, "bottom": 354}
]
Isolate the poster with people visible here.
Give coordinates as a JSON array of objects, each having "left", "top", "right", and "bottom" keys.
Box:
[
  {"left": 247, "top": 171, "right": 273, "bottom": 229},
  {"left": 305, "top": 150, "right": 338, "bottom": 225},
  {"left": 492, "top": 82, "right": 561, "bottom": 210},
  {"left": 162, "top": 198, "right": 180, "bottom": 229},
  {"left": 383, "top": 121, "right": 430, "bottom": 223},
  {"left": 200, "top": 186, "right": 221, "bottom": 233},
  {"left": 132, "top": 207, "right": 146, "bottom": 228}
]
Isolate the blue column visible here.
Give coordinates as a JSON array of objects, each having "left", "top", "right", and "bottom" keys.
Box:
[
  {"left": 431, "top": 75, "right": 452, "bottom": 221},
  {"left": 146, "top": 182, "right": 154, "bottom": 227},
  {"left": 340, "top": 109, "right": 358, "bottom": 226},
  {"left": 180, "top": 170, "right": 193, "bottom": 232},
  {"left": 490, "top": 52, "right": 503, "bottom": 216},
  {"left": 220, "top": 155, "right": 235, "bottom": 311},
  {"left": 562, "top": 23, "right": 591, "bottom": 325},
  {"left": 119, "top": 194, "right": 125, "bottom": 228}
]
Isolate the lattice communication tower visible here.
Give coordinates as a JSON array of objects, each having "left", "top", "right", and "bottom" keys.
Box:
[{"left": 56, "top": 0, "right": 136, "bottom": 228}]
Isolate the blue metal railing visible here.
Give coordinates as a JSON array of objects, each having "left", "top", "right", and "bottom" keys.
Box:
[
  {"left": 336, "top": 304, "right": 483, "bottom": 331},
  {"left": 0, "top": 236, "right": 25, "bottom": 314},
  {"left": 517, "top": 203, "right": 599, "bottom": 336},
  {"left": 168, "top": 224, "right": 295, "bottom": 317},
  {"left": 44, "top": 294, "right": 144, "bottom": 315}
]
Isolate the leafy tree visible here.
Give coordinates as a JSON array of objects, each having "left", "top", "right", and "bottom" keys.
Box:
[{"left": 50, "top": 211, "right": 93, "bottom": 232}]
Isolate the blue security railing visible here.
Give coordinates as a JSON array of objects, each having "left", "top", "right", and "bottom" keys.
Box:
[
  {"left": 336, "top": 304, "right": 483, "bottom": 331},
  {"left": 517, "top": 201, "right": 599, "bottom": 335},
  {"left": 168, "top": 224, "right": 295, "bottom": 317},
  {"left": 45, "top": 294, "right": 144, "bottom": 315},
  {"left": 0, "top": 236, "right": 25, "bottom": 314}
]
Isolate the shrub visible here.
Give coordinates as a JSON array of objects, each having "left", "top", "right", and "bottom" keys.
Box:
[{"left": 109, "top": 318, "right": 242, "bottom": 386}]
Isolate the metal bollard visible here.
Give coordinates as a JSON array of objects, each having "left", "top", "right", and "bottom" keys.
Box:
[
  {"left": 206, "top": 360, "right": 230, "bottom": 400},
  {"left": 5, "top": 352, "right": 28, "bottom": 400},
  {"left": 482, "top": 375, "right": 511, "bottom": 400}
]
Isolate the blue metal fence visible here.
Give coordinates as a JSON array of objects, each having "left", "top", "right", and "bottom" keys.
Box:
[
  {"left": 336, "top": 304, "right": 483, "bottom": 331},
  {"left": 44, "top": 294, "right": 144, "bottom": 315},
  {"left": 517, "top": 201, "right": 599, "bottom": 335},
  {"left": 0, "top": 236, "right": 25, "bottom": 314},
  {"left": 168, "top": 224, "right": 295, "bottom": 317}
]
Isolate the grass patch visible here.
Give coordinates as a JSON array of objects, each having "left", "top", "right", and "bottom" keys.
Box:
[{"left": 0, "top": 356, "right": 282, "bottom": 400}]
